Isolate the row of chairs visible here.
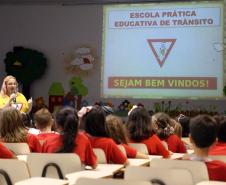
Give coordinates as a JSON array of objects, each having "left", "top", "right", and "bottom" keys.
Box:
[
  {"left": 1, "top": 153, "right": 226, "bottom": 185},
  {"left": 0, "top": 156, "right": 195, "bottom": 185},
  {"left": 75, "top": 177, "right": 226, "bottom": 185},
  {"left": 4, "top": 142, "right": 226, "bottom": 163},
  {"left": 1, "top": 143, "right": 226, "bottom": 185},
  {"left": 1, "top": 156, "right": 225, "bottom": 185},
  {"left": 3, "top": 142, "right": 148, "bottom": 155},
  {"left": 2, "top": 142, "right": 143, "bottom": 164},
  {"left": 0, "top": 153, "right": 82, "bottom": 185}
]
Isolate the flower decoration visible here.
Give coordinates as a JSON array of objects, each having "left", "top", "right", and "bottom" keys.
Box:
[{"left": 118, "top": 100, "right": 133, "bottom": 111}]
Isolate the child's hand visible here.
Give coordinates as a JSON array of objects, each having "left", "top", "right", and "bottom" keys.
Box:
[{"left": 77, "top": 106, "right": 92, "bottom": 118}]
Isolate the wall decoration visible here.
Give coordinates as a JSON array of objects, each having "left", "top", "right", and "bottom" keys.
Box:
[
  {"left": 65, "top": 46, "right": 96, "bottom": 74},
  {"left": 48, "top": 82, "right": 64, "bottom": 112},
  {"left": 223, "top": 85, "right": 226, "bottom": 96},
  {"left": 4, "top": 46, "right": 47, "bottom": 98},
  {"left": 114, "top": 99, "right": 133, "bottom": 117},
  {"left": 118, "top": 99, "right": 133, "bottom": 111},
  {"left": 81, "top": 99, "right": 89, "bottom": 107},
  {"left": 64, "top": 92, "right": 75, "bottom": 107},
  {"left": 48, "top": 77, "right": 89, "bottom": 112},
  {"left": 31, "top": 97, "right": 48, "bottom": 114},
  {"left": 69, "top": 76, "right": 88, "bottom": 110}
]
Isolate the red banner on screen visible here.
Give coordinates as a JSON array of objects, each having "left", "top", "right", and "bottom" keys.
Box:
[{"left": 108, "top": 77, "right": 217, "bottom": 89}]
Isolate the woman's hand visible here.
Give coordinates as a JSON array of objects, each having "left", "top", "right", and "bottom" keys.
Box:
[
  {"left": 9, "top": 93, "right": 17, "bottom": 103},
  {"left": 27, "top": 98, "right": 33, "bottom": 114}
]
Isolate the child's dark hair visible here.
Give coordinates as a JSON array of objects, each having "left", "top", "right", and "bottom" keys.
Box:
[
  {"left": 21, "top": 113, "right": 34, "bottom": 128},
  {"left": 213, "top": 115, "right": 226, "bottom": 142},
  {"left": 55, "top": 107, "right": 78, "bottom": 153},
  {"left": 83, "top": 106, "right": 108, "bottom": 137},
  {"left": 177, "top": 114, "right": 190, "bottom": 137},
  {"left": 189, "top": 114, "right": 217, "bottom": 148},
  {"left": 152, "top": 112, "right": 173, "bottom": 140},
  {"left": 126, "top": 107, "right": 152, "bottom": 142}
]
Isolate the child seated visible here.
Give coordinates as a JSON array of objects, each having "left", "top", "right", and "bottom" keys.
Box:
[
  {"left": 0, "top": 107, "right": 42, "bottom": 152},
  {"left": 42, "top": 107, "right": 97, "bottom": 169},
  {"left": 152, "top": 112, "right": 186, "bottom": 153},
  {"left": 185, "top": 114, "right": 226, "bottom": 181},
  {"left": 106, "top": 114, "right": 148, "bottom": 159},
  {"left": 209, "top": 115, "right": 226, "bottom": 155},
  {"left": 80, "top": 106, "right": 128, "bottom": 165},
  {"left": 126, "top": 106, "right": 170, "bottom": 158},
  {"left": 34, "top": 108, "right": 59, "bottom": 141}
]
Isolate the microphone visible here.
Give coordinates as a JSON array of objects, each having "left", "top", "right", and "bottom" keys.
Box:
[
  {"left": 12, "top": 93, "right": 17, "bottom": 104},
  {"left": 13, "top": 97, "right": 16, "bottom": 104}
]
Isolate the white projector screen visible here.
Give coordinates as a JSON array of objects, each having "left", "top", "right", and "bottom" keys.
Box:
[{"left": 101, "top": 1, "right": 224, "bottom": 99}]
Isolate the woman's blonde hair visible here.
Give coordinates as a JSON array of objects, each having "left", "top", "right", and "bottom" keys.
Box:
[
  {"left": 0, "top": 107, "right": 27, "bottom": 142},
  {"left": 0, "top": 75, "right": 18, "bottom": 96}
]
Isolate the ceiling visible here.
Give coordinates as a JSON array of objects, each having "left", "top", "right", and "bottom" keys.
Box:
[{"left": 0, "top": 0, "right": 205, "bottom": 5}]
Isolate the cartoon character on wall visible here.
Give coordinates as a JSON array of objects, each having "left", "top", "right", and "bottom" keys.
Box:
[
  {"left": 71, "top": 47, "right": 94, "bottom": 70},
  {"left": 65, "top": 46, "right": 96, "bottom": 73}
]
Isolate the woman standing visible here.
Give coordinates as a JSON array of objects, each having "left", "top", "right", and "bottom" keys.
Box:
[{"left": 0, "top": 75, "right": 32, "bottom": 113}]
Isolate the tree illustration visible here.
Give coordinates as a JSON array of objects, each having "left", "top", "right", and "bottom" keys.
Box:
[
  {"left": 4, "top": 46, "right": 47, "bottom": 98},
  {"left": 69, "top": 76, "right": 88, "bottom": 110}
]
